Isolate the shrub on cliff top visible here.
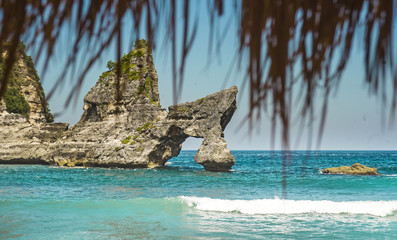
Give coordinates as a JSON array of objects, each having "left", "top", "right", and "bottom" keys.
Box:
[
  {"left": 1, "top": 55, "right": 29, "bottom": 119},
  {"left": 106, "top": 60, "right": 116, "bottom": 71},
  {"left": 134, "top": 39, "right": 147, "bottom": 49},
  {"left": 45, "top": 106, "right": 54, "bottom": 122}
]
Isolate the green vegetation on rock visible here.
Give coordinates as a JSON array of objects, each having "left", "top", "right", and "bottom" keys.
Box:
[
  {"left": 136, "top": 146, "right": 144, "bottom": 152},
  {"left": 131, "top": 49, "right": 145, "bottom": 57},
  {"left": 106, "top": 60, "right": 116, "bottom": 71},
  {"left": 97, "top": 39, "right": 159, "bottom": 107},
  {"left": 1, "top": 41, "right": 54, "bottom": 122},
  {"left": 136, "top": 121, "right": 154, "bottom": 134},
  {"left": 135, "top": 76, "right": 159, "bottom": 106},
  {"left": 99, "top": 71, "right": 113, "bottom": 83},
  {"left": 98, "top": 42, "right": 147, "bottom": 83},
  {"left": 145, "top": 77, "right": 152, "bottom": 92},
  {"left": 18, "top": 42, "right": 40, "bottom": 81},
  {"left": 44, "top": 106, "right": 54, "bottom": 122},
  {"left": 173, "top": 98, "right": 206, "bottom": 115},
  {"left": 121, "top": 136, "right": 131, "bottom": 144},
  {"left": 177, "top": 106, "right": 189, "bottom": 113},
  {"left": 134, "top": 39, "right": 148, "bottom": 49},
  {"left": 127, "top": 70, "right": 140, "bottom": 81},
  {"left": 1, "top": 58, "right": 31, "bottom": 119},
  {"left": 4, "top": 86, "right": 30, "bottom": 118}
]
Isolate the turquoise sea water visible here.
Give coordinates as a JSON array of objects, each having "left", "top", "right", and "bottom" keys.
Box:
[{"left": 1, "top": 151, "right": 397, "bottom": 239}]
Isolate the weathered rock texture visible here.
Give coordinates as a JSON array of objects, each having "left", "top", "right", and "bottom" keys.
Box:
[
  {"left": 0, "top": 111, "right": 68, "bottom": 164},
  {"left": 1, "top": 43, "right": 54, "bottom": 123},
  {"left": 322, "top": 163, "right": 380, "bottom": 175},
  {"left": 0, "top": 40, "right": 238, "bottom": 171},
  {"left": 0, "top": 43, "right": 64, "bottom": 164}
]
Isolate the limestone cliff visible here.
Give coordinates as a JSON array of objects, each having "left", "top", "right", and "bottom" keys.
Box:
[
  {"left": 0, "top": 42, "right": 66, "bottom": 164},
  {"left": 0, "top": 40, "right": 238, "bottom": 171},
  {"left": 0, "top": 42, "right": 54, "bottom": 123},
  {"left": 0, "top": 110, "right": 68, "bottom": 164}
]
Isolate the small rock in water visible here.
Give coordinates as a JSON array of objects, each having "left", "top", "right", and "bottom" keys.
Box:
[{"left": 322, "top": 163, "right": 380, "bottom": 175}]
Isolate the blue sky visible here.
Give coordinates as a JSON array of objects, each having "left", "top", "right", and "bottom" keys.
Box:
[{"left": 30, "top": 1, "right": 397, "bottom": 150}]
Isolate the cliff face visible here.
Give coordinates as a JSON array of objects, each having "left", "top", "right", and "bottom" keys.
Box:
[
  {"left": 79, "top": 41, "right": 159, "bottom": 123},
  {"left": 0, "top": 40, "right": 237, "bottom": 171},
  {"left": 1, "top": 42, "right": 54, "bottom": 123},
  {"left": 0, "top": 43, "right": 65, "bottom": 163},
  {"left": 0, "top": 110, "right": 68, "bottom": 164}
]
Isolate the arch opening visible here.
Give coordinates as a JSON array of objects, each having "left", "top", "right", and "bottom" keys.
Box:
[{"left": 164, "top": 137, "right": 204, "bottom": 169}]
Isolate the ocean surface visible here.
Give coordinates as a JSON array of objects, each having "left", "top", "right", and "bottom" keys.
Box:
[{"left": 1, "top": 150, "right": 396, "bottom": 239}]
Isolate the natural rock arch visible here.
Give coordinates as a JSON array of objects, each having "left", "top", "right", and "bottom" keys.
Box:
[{"left": 0, "top": 41, "right": 238, "bottom": 171}]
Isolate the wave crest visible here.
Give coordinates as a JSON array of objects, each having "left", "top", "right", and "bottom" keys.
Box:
[{"left": 179, "top": 196, "right": 397, "bottom": 217}]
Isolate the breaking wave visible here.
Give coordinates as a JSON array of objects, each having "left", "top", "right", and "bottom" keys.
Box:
[{"left": 179, "top": 196, "right": 397, "bottom": 217}]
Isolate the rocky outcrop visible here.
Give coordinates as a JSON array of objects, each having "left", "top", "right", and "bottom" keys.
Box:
[
  {"left": 1, "top": 43, "right": 54, "bottom": 123},
  {"left": 0, "top": 111, "right": 68, "bottom": 164},
  {"left": 322, "top": 163, "right": 380, "bottom": 175},
  {"left": 168, "top": 88, "right": 237, "bottom": 171},
  {"left": 0, "top": 40, "right": 238, "bottom": 171},
  {"left": 0, "top": 43, "right": 64, "bottom": 164}
]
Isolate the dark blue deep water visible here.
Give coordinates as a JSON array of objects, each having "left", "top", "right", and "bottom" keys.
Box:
[{"left": 1, "top": 151, "right": 397, "bottom": 239}]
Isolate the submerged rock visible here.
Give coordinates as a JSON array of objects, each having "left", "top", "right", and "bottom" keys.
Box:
[
  {"left": 0, "top": 39, "right": 238, "bottom": 171},
  {"left": 322, "top": 163, "right": 380, "bottom": 175}
]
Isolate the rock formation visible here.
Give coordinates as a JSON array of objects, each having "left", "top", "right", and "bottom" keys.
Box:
[
  {"left": 0, "top": 42, "right": 66, "bottom": 164},
  {"left": 0, "top": 111, "right": 68, "bottom": 164},
  {"left": 1, "top": 42, "right": 54, "bottom": 123},
  {"left": 322, "top": 163, "right": 380, "bottom": 175},
  {"left": 0, "top": 40, "right": 238, "bottom": 171}
]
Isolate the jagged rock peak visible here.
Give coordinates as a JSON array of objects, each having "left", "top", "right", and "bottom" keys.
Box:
[
  {"left": 80, "top": 39, "right": 160, "bottom": 123},
  {"left": 0, "top": 41, "right": 54, "bottom": 124}
]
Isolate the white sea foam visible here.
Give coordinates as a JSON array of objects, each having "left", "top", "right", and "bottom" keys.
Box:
[
  {"left": 179, "top": 196, "right": 397, "bottom": 217},
  {"left": 382, "top": 174, "right": 397, "bottom": 177}
]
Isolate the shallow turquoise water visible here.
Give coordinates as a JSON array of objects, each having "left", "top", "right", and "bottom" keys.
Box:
[{"left": 1, "top": 151, "right": 396, "bottom": 239}]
